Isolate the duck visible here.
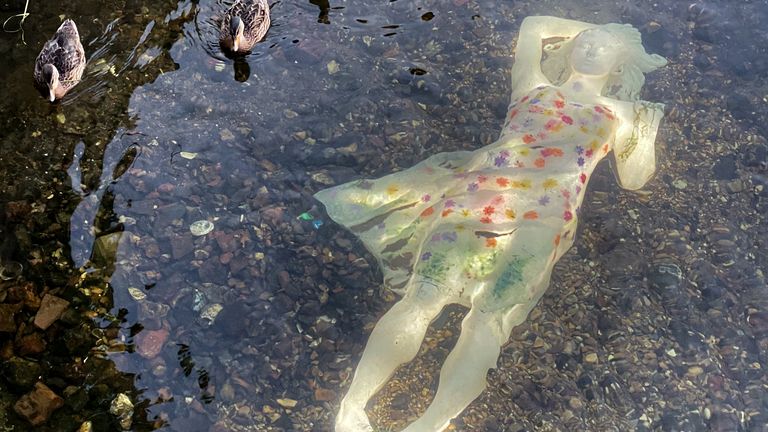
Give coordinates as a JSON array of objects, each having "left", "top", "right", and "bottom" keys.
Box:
[
  {"left": 33, "top": 19, "right": 86, "bottom": 102},
  {"left": 219, "top": 0, "right": 271, "bottom": 54}
]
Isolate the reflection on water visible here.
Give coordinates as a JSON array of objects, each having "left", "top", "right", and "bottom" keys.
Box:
[{"left": 1, "top": 0, "right": 768, "bottom": 430}]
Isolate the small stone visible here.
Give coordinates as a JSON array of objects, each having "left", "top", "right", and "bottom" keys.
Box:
[
  {"left": 135, "top": 328, "right": 169, "bottom": 359},
  {"left": 276, "top": 398, "right": 297, "bottom": 408},
  {"left": 311, "top": 172, "right": 335, "bottom": 185},
  {"left": 179, "top": 151, "right": 198, "bottom": 159},
  {"left": 314, "top": 387, "right": 335, "bottom": 402},
  {"left": 17, "top": 333, "right": 46, "bottom": 356},
  {"left": 127, "top": 287, "right": 147, "bottom": 301},
  {"left": 327, "top": 60, "right": 340, "bottom": 75},
  {"left": 687, "top": 366, "right": 704, "bottom": 377},
  {"left": 200, "top": 303, "right": 223, "bottom": 324},
  {"left": 170, "top": 235, "right": 195, "bottom": 258},
  {"left": 672, "top": 179, "right": 687, "bottom": 190},
  {"left": 78, "top": 421, "right": 93, "bottom": 432},
  {"left": 13, "top": 382, "right": 64, "bottom": 426},
  {"left": 109, "top": 393, "right": 134, "bottom": 430},
  {"left": 584, "top": 352, "right": 599, "bottom": 363},
  {"left": 55, "top": 113, "right": 66, "bottom": 124},
  {"left": 725, "top": 180, "right": 743, "bottom": 193},
  {"left": 34, "top": 294, "right": 69, "bottom": 330},
  {"left": 216, "top": 128, "right": 235, "bottom": 143},
  {"left": 190, "top": 220, "right": 214, "bottom": 236},
  {"left": 6, "top": 357, "right": 43, "bottom": 388},
  {"left": 0, "top": 303, "right": 21, "bottom": 332}
]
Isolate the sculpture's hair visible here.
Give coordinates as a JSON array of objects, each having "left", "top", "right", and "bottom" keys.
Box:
[{"left": 540, "top": 23, "right": 667, "bottom": 101}]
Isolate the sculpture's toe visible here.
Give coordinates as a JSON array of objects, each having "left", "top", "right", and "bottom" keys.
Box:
[{"left": 335, "top": 406, "right": 373, "bottom": 432}]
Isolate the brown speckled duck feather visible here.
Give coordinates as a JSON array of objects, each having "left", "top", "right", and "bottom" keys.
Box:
[
  {"left": 219, "top": 0, "right": 271, "bottom": 54},
  {"left": 33, "top": 19, "right": 86, "bottom": 102}
]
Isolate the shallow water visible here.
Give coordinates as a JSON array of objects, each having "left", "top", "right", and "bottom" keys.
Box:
[{"left": 1, "top": 0, "right": 768, "bottom": 431}]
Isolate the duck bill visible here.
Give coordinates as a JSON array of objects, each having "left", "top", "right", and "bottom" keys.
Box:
[
  {"left": 48, "top": 87, "right": 56, "bottom": 102},
  {"left": 232, "top": 38, "right": 239, "bottom": 52}
]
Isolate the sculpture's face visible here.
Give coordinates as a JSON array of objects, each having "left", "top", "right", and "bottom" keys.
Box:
[{"left": 569, "top": 29, "right": 624, "bottom": 76}]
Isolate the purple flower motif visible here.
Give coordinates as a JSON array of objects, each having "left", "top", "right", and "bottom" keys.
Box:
[
  {"left": 377, "top": 222, "right": 386, "bottom": 230},
  {"left": 530, "top": 98, "right": 541, "bottom": 104},
  {"left": 575, "top": 145, "right": 584, "bottom": 155},
  {"left": 494, "top": 154, "right": 508, "bottom": 167},
  {"left": 431, "top": 233, "right": 442, "bottom": 242},
  {"left": 422, "top": 194, "right": 431, "bottom": 202},
  {"left": 467, "top": 182, "right": 479, "bottom": 192},
  {"left": 444, "top": 199, "right": 456, "bottom": 208},
  {"left": 575, "top": 185, "right": 582, "bottom": 194},
  {"left": 442, "top": 232, "right": 458, "bottom": 243},
  {"left": 577, "top": 157, "right": 585, "bottom": 167},
  {"left": 421, "top": 252, "right": 432, "bottom": 261},
  {"left": 538, "top": 196, "right": 550, "bottom": 206}
]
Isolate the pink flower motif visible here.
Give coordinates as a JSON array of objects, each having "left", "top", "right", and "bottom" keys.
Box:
[
  {"left": 563, "top": 210, "right": 573, "bottom": 221},
  {"left": 561, "top": 115, "right": 573, "bottom": 125},
  {"left": 580, "top": 173, "right": 587, "bottom": 184},
  {"left": 422, "top": 194, "right": 431, "bottom": 202},
  {"left": 444, "top": 199, "right": 456, "bottom": 208}
]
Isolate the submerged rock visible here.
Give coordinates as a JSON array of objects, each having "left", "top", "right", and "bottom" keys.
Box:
[
  {"left": 13, "top": 382, "right": 64, "bottom": 426},
  {"left": 33, "top": 294, "right": 70, "bottom": 330},
  {"left": 109, "top": 393, "right": 134, "bottom": 430}
]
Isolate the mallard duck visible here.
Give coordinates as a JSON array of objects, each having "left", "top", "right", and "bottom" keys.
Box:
[
  {"left": 219, "top": 0, "right": 270, "bottom": 54},
  {"left": 33, "top": 19, "right": 86, "bottom": 102}
]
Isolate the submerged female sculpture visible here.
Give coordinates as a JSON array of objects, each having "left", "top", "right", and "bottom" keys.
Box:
[{"left": 315, "top": 16, "right": 667, "bottom": 432}]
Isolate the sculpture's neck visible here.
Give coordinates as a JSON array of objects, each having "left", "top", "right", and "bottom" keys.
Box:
[{"left": 562, "top": 72, "right": 609, "bottom": 98}]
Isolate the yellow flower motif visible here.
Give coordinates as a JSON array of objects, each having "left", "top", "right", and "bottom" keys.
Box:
[
  {"left": 543, "top": 109, "right": 554, "bottom": 116},
  {"left": 596, "top": 127, "right": 607, "bottom": 138},
  {"left": 579, "top": 126, "right": 589, "bottom": 134},
  {"left": 511, "top": 179, "right": 531, "bottom": 189},
  {"left": 590, "top": 139, "right": 600, "bottom": 150},
  {"left": 386, "top": 184, "right": 399, "bottom": 196},
  {"left": 518, "top": 148, "right": 530, "bottom": 156},
  {"left": 542, "top": 178, "right": 558, "bottom": 190},
  {"left": 455, "top": 223, "right": 466, "bottom": 231},
  {"left": 461, "top": 209, "right": 471, "bottom": 217},
  {"left": 505, "top": 209, "right": 516, "bottom": 219}
]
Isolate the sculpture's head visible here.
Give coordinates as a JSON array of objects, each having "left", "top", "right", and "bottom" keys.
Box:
[{"left": 569, "top": 28, "right": 626, "bottom": 77}]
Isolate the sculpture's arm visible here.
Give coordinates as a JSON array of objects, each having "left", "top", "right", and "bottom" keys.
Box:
[
  {"left": 511, "top": 16, "right": 597, "bottom": 98},
  {"left": 609, "top": 100, "right": 665, "bottom": 190}
]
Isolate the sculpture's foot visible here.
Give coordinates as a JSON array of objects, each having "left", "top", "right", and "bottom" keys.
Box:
[{"left": 335, "top": 405, "right": 374, "bottom": 432}]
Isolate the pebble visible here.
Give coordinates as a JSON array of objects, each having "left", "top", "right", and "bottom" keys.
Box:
[
  {"left": 276, "top": 398, "right": 297, "bottom": 408},
  {"left": 135, "top": 328, "right": 169, "bottom": 359},
  {"left": 0, "top": 303, "right": 21, "bottom": 332},
  {"left": 13, "top": 382, "right": 64, "bottom": 426},
  {"left": 190, "top": 220, "right": 214, "bottom": 236},
  {"left": 109, "top": 393, "right": 134, "bottom": 430},
  {"left": 584, "top": 352, "right": 599, "bottom": 363},
  {"left": 34, "top": 294, "right": 70, "bottom": 330}
]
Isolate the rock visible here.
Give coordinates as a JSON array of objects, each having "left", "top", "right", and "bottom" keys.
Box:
[
  {"left": 712, "top": 154, "right": 738, "bottom": 180},
  {"left": 276, "top": 398, "right": 297, "bottom": 408},
  {"left": 314, "top": 387, "right": 335, "bottom": 402},
  {"left": 5, "top": 357, "right": 43, "bottom": 389},
  {"left": 0, "top": 303, "right": 21, "bottom": 332},
  {"left": 17, "top": 332, "right": 46, "bottom": 356},
  {"left": 34, "top": 294, "right": 69, "bottom": 330},
  {"left": 13, "top": 382, "right": 64, "bottom": 426},
  {"left": 109, "top": 393, "right": 134, "bottom": 430},
  {"left": 135, "top": 328, "right": 169, "bottom": 359}
]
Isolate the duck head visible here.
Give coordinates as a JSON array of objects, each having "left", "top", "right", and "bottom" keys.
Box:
[
  {"left": 229, "top": 16, "right": 245, "bottom": 52},
  {"left": 42, "top": 64, "right": 60, "bottom": 102}
]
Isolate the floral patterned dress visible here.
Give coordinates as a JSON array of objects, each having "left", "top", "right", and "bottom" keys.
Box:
[{"left": 315, "top": 85, "right": 618, "bottom": 312}]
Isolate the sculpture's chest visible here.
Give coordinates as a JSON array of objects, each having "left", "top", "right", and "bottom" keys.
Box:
[{"left": 501, "top": 87, "right": 618, "bottom": 145}]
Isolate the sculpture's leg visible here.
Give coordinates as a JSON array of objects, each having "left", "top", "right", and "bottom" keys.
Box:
[
  {"left": 401, "top": 307, "right": 510, "bottom": 432},
  {"left": 401, "top": 298, "right": 545, "bottom": 432},
  {"left": 336, "top": 282, "right": 451, "bottom": 432}
]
